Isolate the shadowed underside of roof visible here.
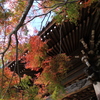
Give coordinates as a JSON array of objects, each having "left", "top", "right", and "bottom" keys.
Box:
[
  {"left": 38, "top": 2, "right": 100, "bottom": 100},
  {"left": 39, "top": 2, "right": 100, "bottom": 57}
]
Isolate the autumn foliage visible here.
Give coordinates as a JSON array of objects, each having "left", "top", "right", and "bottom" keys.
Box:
[
  {"left": 22, "top": 36, "right": 71, "bottom": 99},
  {"left": 25, "top": 36, "right": 48, "bottom": 70},
  {"left": 0, "top": 35, "right": 71, "bottom": 100},
  {"left": 41, "top": 0, "right": 97, "bottom": 24}
]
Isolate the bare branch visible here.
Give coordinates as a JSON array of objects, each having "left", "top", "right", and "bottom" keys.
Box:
[
  {"left": 24, "top": 0, "right": 79, "bottom": 25},
  {"left": 23, "top": 4, "right": 60, "bottom": 25},
  {"left": 15, "top": 0, "right": 34, "bottom": 30},
  {"left": 41, "top": 0, "right": 79, "bottom": 9},
  {"left": 0, "top": 34, "right": 12, "bottom": 54},
  {"left": 40, "top": 14, "right": 47, "bottom": 31},
  {"left": 1, "top": 54, "right": 4, "bottom": 94},
  {"left": 46, "top": 12, "right": 52, "bottom": 25},
  {"left": 15, "top": 32, "right": 21, "bottom": 81}
]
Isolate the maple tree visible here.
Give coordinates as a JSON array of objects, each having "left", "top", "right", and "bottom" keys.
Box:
[
  {"left": 0, "top": 35, "right": 71, "bottom": 100},
  {"left": 0, "top": 0, "right": 98, "bottom": 99},
  {"left": 23, "top": 36, "right": 71, "bottom": 99},
  {"left": 41, "top": 0, "right": 97, "bottom": 24}
]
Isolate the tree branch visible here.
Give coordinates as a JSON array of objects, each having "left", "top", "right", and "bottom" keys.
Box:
[
  {"left": 24, "top": 0, "right": 79, "bottom": 25},
  {"left": 0, "top": 0, "right": 34, "bottom": 55},
  {"left": 0, "top": 0, "right": 34, "bottom": 98}
]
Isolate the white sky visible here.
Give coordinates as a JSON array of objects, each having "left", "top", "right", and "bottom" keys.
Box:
[{"left": 27, "top": 1, "right": 53, "bottom": 36}]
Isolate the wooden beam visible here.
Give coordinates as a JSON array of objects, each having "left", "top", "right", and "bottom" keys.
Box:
[
  {"left": 64, "top": 78, "right": 91, "bottom": 97},
  {"left": 62, "top": 64, "right": 86, "bottom": 85},
  {"left": 46, "top": 78, "right": 92, "bottom": 100}
]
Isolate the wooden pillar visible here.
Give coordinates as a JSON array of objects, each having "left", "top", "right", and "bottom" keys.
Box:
[
  {"left": 80, "top": 51, "right": 100, "bottom": 100},
  {"left": 93, "top": 82, "right": 100, "bottom": 100}
]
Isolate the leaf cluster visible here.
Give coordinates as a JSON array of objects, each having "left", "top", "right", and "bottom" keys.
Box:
[
  {"left": 34, "top": 53, "right": 71, "bottom": 100},
  {"left": 43, "top": 0, "right": 98, "bottom": 24},
  {"left": 19, "top": 76, "right": 38, "bottom": 100},
  {"left": 25, "top": 36, "right": 48, "bottom": 70}
]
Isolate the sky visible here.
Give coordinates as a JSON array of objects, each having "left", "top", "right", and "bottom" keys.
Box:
[
  {"left": 27, "top": 1, "right": 53, "bottom": 36},
  {"left": 28, "top": 13, "right": 53, "bottom": 36}
]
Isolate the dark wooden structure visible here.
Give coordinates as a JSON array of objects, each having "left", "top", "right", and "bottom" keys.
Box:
[
  {"left": 6, "top": 50, "right": 43, "bottom": 79},
  {"left": 37, "top": 1, "right": 100, "bottom": 100}
]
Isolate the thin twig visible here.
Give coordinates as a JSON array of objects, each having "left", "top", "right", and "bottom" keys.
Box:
[
  {"left": 24, "top": 0, "right": 79, "bottom": 25},
  {"left": 40, "top": 14, "right": 47, "bottom": 31}
]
